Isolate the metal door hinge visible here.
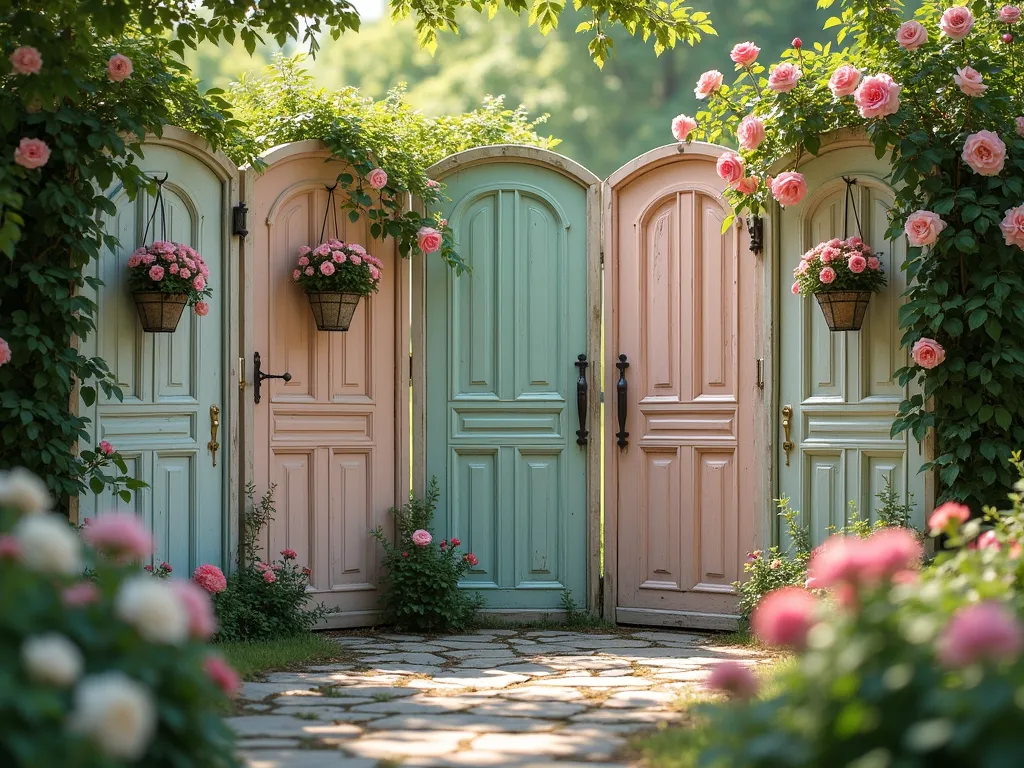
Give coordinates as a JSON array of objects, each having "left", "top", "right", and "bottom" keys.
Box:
[
  {"left": 599, "top": 249, "right": 604, "bottom": 265},
  {"left": 756, "top": 358, "right": 764, "bottom": 389},
  {"left": 409, "top": 353, "right": 413, "bottom": 384}
]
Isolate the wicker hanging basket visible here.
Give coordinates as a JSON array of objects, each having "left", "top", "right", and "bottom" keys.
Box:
[
  {"left": 132, "top": 291, "right": 188, "bottom": 333},
  {"left": 306, "top": 291, "right": 363, "bottom": 332},
  {"left": 814, "top": 290, "right": 873, "bottom": 332}
]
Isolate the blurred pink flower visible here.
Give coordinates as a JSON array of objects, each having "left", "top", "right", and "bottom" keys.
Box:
[
  {"left": 171, "top": 580, "right": 217, "bottom": 640},
  {"left": 706, "top": 661, "right": 759, "bottom": 699},
  {"left": 937, "top": 602, "right": 1023, "bottom": 667},
  {"left": 61, "top": 582, "right": 100, "bottom": 607},
  {"left": 262, "top": 569, "right": 277, "bottom": 584},
  {"left": 1000, "top": 6, "right": 1022, "bottom": 24},
  {"left": 98, "top": 441, "right": 115, "bottom": 456},
  {"left": 751, "top": 587, "right": 817, "bottom": 649},
  {"left": 204, "top": 655, "right": 241, "bottom": 697},
  {"left": 9, "top": 45, "right": 42, "bottom": 75},
  {"left": 194, "top": 301, "right": 209, "bottom": 317},
  {"left": 107, "top": 53, "right": 133, "bottom": 82},
  {"left": 82, "top": 514, "right": 154, "bottom": 562},
  {"left": 281, "top": 548, "right": 298, "bottom": 560},
  {"left": 0, "top": 534, "right": 22, "bottom": 560},
  {"left": 0, "top": 337, "right": 9, "bottom": 367},
  {"left": 928, "top": 501, "right": 970, "bottom": 531}
]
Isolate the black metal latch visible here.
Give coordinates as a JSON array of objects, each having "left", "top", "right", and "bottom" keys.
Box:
[{"left": 253, "top": 351, "right": 291, "bottom": 404}]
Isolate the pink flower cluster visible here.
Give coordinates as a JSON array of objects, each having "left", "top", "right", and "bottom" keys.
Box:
[
  {"left": 706, "top": 661, "right": 759, "bottom": 700},
  {"left": 192, "top": 564, "right": 227, "bottom": 594},
  {"left": 292, "top": 240, "right": 383, "bottom": 290},
  {"left": 127, "top": 241, "right": 212, "bottom": 314},
  {"left": 937, "top": 602, "right": 1023, "bottom": 668},
  {"left": 807, "top": 528, "right": 923, "bottom": 593},
  {"left": 82, "top": 514, "right": 154, "bottom": 563},
  {"left": 791, "top": 237, "right": 883, "bottom": 296}
]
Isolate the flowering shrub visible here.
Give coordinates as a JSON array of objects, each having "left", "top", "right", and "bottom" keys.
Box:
[
  {"left": 371, "top": 479, "right": 483, "bottom": 632},
  {"left": 292, "top": 240, "right": 382, "bottom": 297},
  {"left": 694, "top": 457, "right": 1024, "bottom": 766},
  {"left": 212, "top": 483, "right": 326, "bottom": 642},
  {"left": 0, "top": 468, "right": 239, "bottom": 767},
  {"left": 791, "top": 236, "right": 887, "bottom": 295},
  {"left": 126, "top": 241, "right": 212, "bottom": 314}
]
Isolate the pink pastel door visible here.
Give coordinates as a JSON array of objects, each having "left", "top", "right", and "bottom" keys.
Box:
[
  {"left": 605, "top": 144, "right": 762, "bottom": 629},
  {"left": 245, "top": 141, "right": 406, "bottom": 626}
]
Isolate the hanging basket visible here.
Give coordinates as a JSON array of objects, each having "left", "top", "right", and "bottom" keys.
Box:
[
  {"left": 306, "top": 291, "right": 363, "bottom": 332},
  {"left": 814, "top": 290, "right": 873, "bottom": 332},
  {"left": 132, "top": 291, "right": 188, "bottom": 333}
]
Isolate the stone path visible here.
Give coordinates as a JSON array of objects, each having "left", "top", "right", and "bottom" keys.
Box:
[{"left": 230, "top": 629, "right": 772, "bottom": 767}]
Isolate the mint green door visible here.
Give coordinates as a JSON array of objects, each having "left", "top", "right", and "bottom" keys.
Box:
[{"left": 425, "top": 151, "right": 592, "bottom": 612}]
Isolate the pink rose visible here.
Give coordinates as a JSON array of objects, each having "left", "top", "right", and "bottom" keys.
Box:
[
  {"left": 962, "top": 130, "right": 1007, "bottom": 176},
  {"left": 167, "top": 263, "right": 179, "bottom": 275},
  {"left": 204, "top": 655, "right": 241, "bottom": 697},
  {"left": 939, "top": 6, "right": 974, "bottom": 40},
  {"left": 819, "top": 266, "right": 836, "bottom": 284},
  {"left": 715, "top": 152, "right": 745, "bottom": 185},
  {"left": 313, "top": 243, "right": 331, "bottom": 257},
  {"left": 911, "top": 337, "right": 946, "bottom": 369},
  {"left": 298, "top": 256, "right": 310, "bottom": 267},
  {"left": 770, "top": 171, "right": 807, "bottom": 207},
  {"left": 820, "top": 246, "right": 840, "bottom": 263},
  {"left": 735, "top": 176, "right": 759, "bottom": 195},
  {"left": 736, "top": 116, "right": 765, "bottom": 151},
  {"left": 98, "top": 440, "right": 115, "bottom": 456},
  {"left": 171, "top": 581, "right": 217, "bottom": 640},
  {"left": 192, "top": 276, "right": 206, "bottom": 291},
  {"left": 107, "top": 53, "right": 133, "bottom": 82},
  {"left": 1017, "top": 117, "right": 1024, "bottom": 137},
  {"left": 896, "top": 21, "right": 928, "bottom": 50},
  {"left": 298, "top": 245, "right": 312, "bottom": 256},
  {"left": 904, "top": 210, "right": 947, "bottom": 246},
  {"left": 327, "top": 238, "right": 343, "bottom": 249},
  {"left": 304, "top": 267, "right": 314, "bottom": 276},
  {"left": 848, "top": 254, "right": 867, "bottom": 273},
  {"left": 369, "top": 265, "right": 381, "bottom": 280},
  {"left": 319, "top": 261, "right": 335, "bottom": 276},
  {"left": 192, "top": 563, "right": 227, "bottom": 594},
  {"left": 350, "top": 255, "right": 362, "bottom": 266},
  {"left": 417, "top": 226, "right": 442, "bottom": 254},
  {"left": 0, "top": 337, "right": 11, "bottom": 368},
  {"left": 281, "top": 548, "right": 297, "bottom": 560},
  {"left": 292, "top": 269, "right": 301, "bottom": 281},
  {"left": 768, "top": 63, "right": 802, "bottom": 93},
  {"left": 412, "top": 529, "right": 432, "bottom": 547},
  {"left": 367, "top": 168, "right": 388, "bottom": 190},
  {"left": 9, "top": 45, "right": 42, "bottom": 75},
  {"left": 828, "top": 64, "right": 862, "bottom": 97},
  {"left": 263, "top": 569, "right": 277, "bottom": 584},
  {"left": 13, "top": 137, "right": 50, "bottom": 170},
  {"left": 148, "top": 265, "right": 164, "bottom": 281},
  {"left": 694, "top": 69, "right": 724, "bottom": 99},
  {"left": 751, "top": 587, "right": 817, "bottom": 649},
  {"left": 426, "top": 179, "right": 440, "bottom": 188},
  {"left": 791, "top": 281, "right": 801, "bottom": 295},
  {"left": 937, "top": 603, "right": 1023, "bottom": 668},
  {"left": 61, "top": 582, "right": 100, "bottom": 607},
  {"left": 1001, "top": 5, "right": 1022, "bottom": 24},
  {"left": 127, "top": 255, "right": 143, "bottom": 268},
  {"left": 706, "top": 661, "right": 759, "bottom": 700},
  {"left": 331, "top": 251, "right": 344, "bottom": 263},
  {"left": 854, "top": 74, "right": 901, "bottom": 119},
  {"left": 867, "top": 256, "right": 880, "bottom": 270},
  {"left": 194, "top": 301, "right": 209, "bottom": 317},
  {"left": 1000, "top": 204, "right": 1024, "bottom": 249},
  {"left": 730, "top": 42, "right": 760, "bottom": 66},
  {"left": 929, "top": 501, "right": 970, "bottom": 531},
  {"left": 82, "top": 513, "right": 154, "bottom": 562},
  {"left": 465, "top": 553, "right": 479, "bottom": 566},
  {"left": 954, "top": 66, "right": 987, "bottom": 97},
  {"left": 671, "top": 114, "right": 697, "bottom": 142}
]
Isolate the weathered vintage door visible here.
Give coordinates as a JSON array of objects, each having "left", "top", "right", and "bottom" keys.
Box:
[
  {"left": 776, "top": 137, "right": 926, "bottom": 543},
  {"left": 81, "top": 129, "right": 237, "bottom": 572},
  {"left": 605, "top": 144, "right": 761, "bottom": 629},
  {"left": 245, "top": 141, "right": 405, "bottom": 626},
  {"left": 421, "top": 147, "right": 600, "bottom": 614}
]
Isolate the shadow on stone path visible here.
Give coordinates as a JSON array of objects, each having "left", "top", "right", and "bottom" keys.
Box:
[{"left": 230, "top": 628, "right": 771, "bottom": 767}]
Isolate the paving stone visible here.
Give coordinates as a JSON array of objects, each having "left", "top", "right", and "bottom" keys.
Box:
[
  {"left": 364, "top": 663, "right": 445, "bottom": 676},
  {"left": 275, "top": 696, "right": 375, "bottom": 708},
  {"left": 240, "top": 749, "right": 377, "bottom": 768},
  {"left": 631, "top": 631, "right": 707, "bottom": 644},
  {"left": 351, "top": 697, "right": 478, "bottom": 715},
  {"left": 488, "top": 629, "right": 520, "bottom": 636},
  {"left": 540, "top": 656, "right": 630, "bottom": 671},
  {"left": 275, "top": 686, "right": 418, "bottom": 701},
  {"left": 307, "top": 665, "right": 366, "bottom": 672},
  {"left": 545, "top": 638, "right": 652, "bottom": 649},
  {"left": 228, "top": 715, "right": 358, "bottom": 738},
  {"left": 529, "top": 675, "right": 652, "bottom": 688},
  {"left": 432, "top": 633, "right": 500, "bottom": 642},
  {"left": 240, "top": 683, "right": 324, "bottom": 700},
  {"left": 368, "top": 713, "right": 557, "bottom": 733},
  {"left": 243, "top": 704, "right": 274, "bottom": 712},
  {"left": 465, "top": 699, "right": 588, "bottom": 718},
  {"left": 428, "top": 640, "right": 514, "bottom": 651},
  {"left": 490, "top": 662, "right": 558, "bottom": 676},
  {"left": 429, "top": 670, "right": 530, "bottom": 689},
  {"left": 498, "top": 687, "right": 586, "bottom": 702},
  {"left": 262, "top": 672, "right": 353, "bottom": 684},
  {"left": 597, "top": 668, "right": 634, "bottom": 676},
  {"left": 655, "top": 670, "right": 713, "bottom": 682},
  {"left": 236, "top": 738, "right": 300, "bottom": 748},
  {"left": 268, "top": 707, "right": 380, "bottom": 722},
  {"left": 361, "top": 652, "right": 447, "bottom": 665},
  {"left": 379, "top": 634, "right": 428, "bottom": 642},
  {"left": 471, "top": 731, "right": 624, "bottom": 760},
  {"left": 342, "top": 729, "right": 477, "bottom": 759},
  {"left": 444, "top": 648, "right": 516, "bottom": 659},
  {"left": 603, "top": 690, "right": 679, "bottom": 708},
  {"left": 419, "top": 752, "right": 631, "bottom": 768}
]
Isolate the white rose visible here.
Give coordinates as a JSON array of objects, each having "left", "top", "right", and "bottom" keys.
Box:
[
  {"left": 0, "top": 467, "right": 52, "bottom": 514},
  {"left": 14, "top": 514, "right": 82, "bottom": 575},
  {"left": 115, "top": 577, "right": 189, "bottom": 644},
  {"left": 69, "top": 672, "right": 156, "bottom": 760},
  {"left": 21, "top": 633, "right": 83, "bottom": 687}
]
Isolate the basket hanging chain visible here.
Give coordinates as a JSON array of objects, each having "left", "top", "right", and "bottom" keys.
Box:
[
  {"left": 319, "top": 183, "right": 341, "bottom": 244},
  {"left": 140, "top": 172, "right": 169, "bottom": 245},
  {"left": 842, "top": 176, "right": 864, "bottom": 241}
]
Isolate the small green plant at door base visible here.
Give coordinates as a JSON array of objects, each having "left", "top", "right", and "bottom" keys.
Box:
[{"left": 371, "top": 478, "right": 483, "bottom": 632}]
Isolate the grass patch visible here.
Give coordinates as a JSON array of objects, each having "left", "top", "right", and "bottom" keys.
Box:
[
  {"left": 219, "top": 634, "right": 345, "bottom": 680},
  {"left": 705, "top": 625, "right": 758, "bottom": 647}
]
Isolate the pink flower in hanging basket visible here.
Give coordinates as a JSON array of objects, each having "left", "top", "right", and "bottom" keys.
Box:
[
  {"left": 127, "top": 242, "right": 213, "bottom": 311},
  {"left": 194, "top": 301, "right": 209, "bottom": 317},
  {"left": 848, "top": 254, "right": 867, "bottom": 273},
  {"left": 293, "top": 241, "right": 382, "bottom": 298}
]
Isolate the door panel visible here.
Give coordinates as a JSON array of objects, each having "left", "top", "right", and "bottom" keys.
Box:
[
  {"left": 607, "top": 146, "right": 759, "bottom": 627},
  {"left": 249, "top": 147, "right": 400, "bottom": 622},
  {"left": 81, "top": 142, "right": 227, "bottom": 572},
  {"left": 777, "top": 145, "right": 925, "bottom": 544},
  {"left": 426, "top": 160, "right": 591, "bottom": 611}
]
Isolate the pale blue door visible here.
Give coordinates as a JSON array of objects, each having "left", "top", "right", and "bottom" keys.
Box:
[
  {"left": 80, "top": 140, "right": 228, "bottom": 572},
  {"left": 425, "top": 153, "right": 591, "bottom": 612}
]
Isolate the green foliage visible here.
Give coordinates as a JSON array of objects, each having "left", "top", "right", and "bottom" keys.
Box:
[
  {"left": 218, "top": 634, "right": 342, "bottom": 681},
  {"left": 371, "top": 479, "right": 483, "bottom": 632},
  {"left": 214, "top": 483, "right": 328, "bottom": 642}
]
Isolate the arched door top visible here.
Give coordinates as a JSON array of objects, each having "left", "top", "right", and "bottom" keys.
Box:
[
  {"left": 146, "top": 126, "right": 239, "bottom": 183},
  {"left": 427, "top": 145, "right": 601, "bottom": 189},
  {"left": 606, "top": 142, "right": 731, "bottom": 190}
]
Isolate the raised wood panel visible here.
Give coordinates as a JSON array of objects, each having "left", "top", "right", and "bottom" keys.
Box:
[
  {"left": 642, "top": 200, "right": 679, "bottom": 400},
  {"left": 639, "top": 448, "right": 681, "bottom": 591},
  {"left": 697, "top": 196, "right": 733, "bottom": 398},
  {"left": 270, "top": 451, "right": 313, "bottom": 573},
  {"left": 455, "top": 193, "right": 499, "bottom": 399},
  {"left": 451, "top": 449, "right": 498, "bottom": 588},
  {"left": 452, "top": 408, "right": 562, "bottom": 439},
  {"left": 696, "top": 450, "right": 736, "bottom": 590},
  {"left": 863, "top": 192, "right": 906, "bottom": 400},
  {"left": 99, "top": 195, "right": 142, "bottom": 401},
  {"left": 328, "top": 450, "right": 373, "bottom": 589},
  {"left": 150, "top": 454, "right": 195, "bottom": 569},
  {"left": 515, "top": 449, "right": 562, "bottom": 584},
  {"left": 272, "top": 194, "right": 317, "bottom": 401},
  {"left": 806, "top": 452, "right": 843, "bottom": 542}
]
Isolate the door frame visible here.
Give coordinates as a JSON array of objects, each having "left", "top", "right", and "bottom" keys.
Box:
[
  {"left": 413, "top": 145, "right": 603, "bottom": 614},
  {"left": 239, "top": 140, "right": 411, "bottom": 610},
  {"left": 602, "top": 142, "right": 769, "bottom": 624},
  {"left": 766, "top": 130, "right": 935, "bottom": 541}
]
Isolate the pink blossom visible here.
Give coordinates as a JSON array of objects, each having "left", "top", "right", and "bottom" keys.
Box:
[
  {"left": 820, "top": 246, "right": 840, "bottom": 263},
  {"left": 179, "top": 268, "right": 191, "bottom": 280},
  {"left": 735, "top": 177, "right": 759, "bottom": 195},
  {"left": 327, "top": 239, "right": 344, "bottom": 249},
  {"left": 1001, "top": 6, "right": 1022, "bottom": 24},
  {"left": 465, "top": 553, "right": 479, "bottom": 566},
  {"left": 298, "top": 256, "right": 310, "bottom": 267},
  {"left": 281, "top": 548, "right": 297, "bottom": 560},
  {"left": 412, "top": 529, "right": 432, "bottom": 547},
  {"left": 127, "top": 255, "right": 143, "bottom": 268},
  {"left": 369, "top": 265, "right": 381, "bottom": 281},
  {"left": 61, "top": 582, "right": 100, "bottom": 607},
  {"left": 928, "top": 501, "right": 970, "bottom": 531},
  {"left": 867, "top": 256, "right": 880, "bottom": 270},
  {"left": 292, "top": 269, "right": 301, "bottom": 281},
  {"left": 706, "top": 661, "right": 759, "bottom": 700},
  {"left": 148, "top": 265, "right": 164, "bottom": 281},
  {"left": 350, "top": 255, "right": 362, "bottom": 266},
  {"left": 304, "top": 267, "right": 314, "bottom": 276},
  {"left": 975, "top": 530, "right": 1002, "bottom": 551},
  {"left": 426, "top": 179, "right": 440, "bottom": 188},
  {"left": 808, "top": 536, "right": 871, "bottom": 589},
  {"left": 854, "top": 74, "right": 901, "bottom": 119},
  {"left": 331, "top": 251, "right": 345, "bottom": 263},
  {"left": 694, "top": 70, "right": 724, "bottom": 99},
  {"left": 715, "top": 152, "right": 745, "bottom": 185},
  {"left": 1017, "top": 117, "right": 1024, "bottom": 137},
  {"left": 82, "top": 514, "right": 154, "bottom": 561},
  {"left": 912, "top": 337, "right": 946, "bottom": 369},
  {"left": 954, "top": 66, "right": 987, "bottom": 97},
  {"left": 937, "top": 602, "right": 1023, "bottom": 667},
  {"left": 192, "top": 276, "right": 206, "bottom": 292},
  {"left": 863, "top": 528, "right": 924, "bottom": 582},
  {"left": 313, "top": 243, "right": 331, "bottom": 257},
  {"left": 107, "top": 53, "right": 133, "bottom": 82},
  {"left": 367, "top": 168, "right": 388, "bottom": 190},
  {"left": 736, "top": 116, "right": 765, "bottom": 151},
  {"left": 770, "top": 558, "right": 781, "bottom": 569},
  {"left": 751, "top": 587, "right": 817, "bottom": 649},
  {"left": 0, "top": 534, "right": 21, "bottom": 560},
  {"left": 319, "top": 261, "right": 335, "bottom": 276},
  {"left": 349, "top": 243, "right": 367, "bottom": 255},
  {"left": 828, "top": 64, "right": 862, "bottom": 97},
  {"left": 0, "top": 337, "right": 9, "bottom": 367},
  {"left": 168, "top": 263, "right": 179, "bottom": 274},
  {"left": 671, "top": 114, "right": 697, "bottom": 142},
  {"left": 848, "top": 254, "right": 867, "bottom": 273},
  {"left": 14, "top": 137, "right": 50, "bottom": 170},
  {"left": 768, "top": 63, "right": 802, "bottom": 93},
  {"left": 939, "top": 6, "right": 974, "bottom": 40},
  {"left": 9, "top": 46, "right": 43, "bottom": 75},
  {"left": 192, "top": 563, "right": 227, "bottom": 594},
  {"left": 730, "top": 42, "right": 760, "bottom": 66},
  {"left": 770, "top": 171, "right": 807, "bottom": 207},
  {"left": 204, "top": 655, "right": 241, "bottom": 697},
  {"left": 904, "top": 210, "right": 947, "bottom": 246},
  {"left": 417, "top": 226, "right": 442, "bottom": 254},
  {"left": 98, "top": 441, "right": 115, "bottom": 456},
  {"left": 194, "top": 301, "right": 209, "bottom": 317},
  {"left": 171, "top": 581, "right": 217, "bottom": 640},
  {"left": 896, "top": 21, "right": 928, "bottom": 50},
  {"left": 1000, "top": 204, "right": 1024, "bottom": 249},
  {"left": 298, "top": 245, "right": 312, "bottom": 256},
  {"left": 819, "top": 266, "right": 836, "bottom": 284},
  {"left": 263, "top": 569, "right": 277, "bottom": 584}
]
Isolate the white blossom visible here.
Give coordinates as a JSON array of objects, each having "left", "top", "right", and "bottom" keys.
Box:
[
  {"left": 14, "top": 513, "right": 82, "bottom": 575},
  {"left": 0, "top": 467, "right": 51, "bottom": 514},
  {"left": 115, "top": 576, "right": 189, "bottom": 644},
  {"left": 69, "top": 672, "right": 156, "bottom": 760},
  {"left": 21, "top": 633, "right": 83, "bottom": 687}
]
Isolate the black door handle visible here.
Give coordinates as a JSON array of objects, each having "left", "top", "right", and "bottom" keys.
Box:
[
  {"left": 615, "top": 354, "right": 629, "bottom": 449},
  {"left": 574, "top": 354, "right": 589, "bottom": 446},
  {"left": 253, "top": 351, "right": 291, "bottom": 404}
]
